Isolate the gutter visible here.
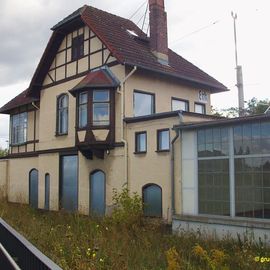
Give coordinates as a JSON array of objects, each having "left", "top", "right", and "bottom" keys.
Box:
[
  {"left": 117, "top": 66, "right": 137, "bottom": 189},
  {"left": 170, "top": 111, "right": 183, "bottom": 216}
]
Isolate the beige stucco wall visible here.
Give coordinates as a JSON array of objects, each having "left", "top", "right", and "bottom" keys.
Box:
[
  {"left": 78, "top": 148, "right": 125, "bottom": 215},
  {"left": 126, "top": 116, "right": 180, "bottom": 221},
  {"left": 38, "top": 153, "right": 59, "bottom": 210},
  {"left": 124, "top": 70, "right": 212, "bottom": 117},
  {"left": 0, "top": 160, "right": 7, "bottom": 198},
  {"left": 8, "top": 157, "right": 38, "bottom": 204}
]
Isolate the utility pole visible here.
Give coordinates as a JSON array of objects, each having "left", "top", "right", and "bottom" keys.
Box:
[{"left": 231, "top": 11, "right": 245, "bottom": 117}]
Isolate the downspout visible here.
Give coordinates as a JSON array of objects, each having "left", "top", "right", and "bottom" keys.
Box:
[
  {"left": 170, "top": 111, "right": 183, "bottom": 217},
  {"left": 31, "top": 102, "right": 39, "bottom": 110},
  {"left": 117, "top": 66, "right": 137, "bottom": 189}
]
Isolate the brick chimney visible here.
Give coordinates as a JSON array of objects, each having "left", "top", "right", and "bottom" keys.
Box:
[{"left": 149, "top": 0, "right": 168, "bottom": 64}]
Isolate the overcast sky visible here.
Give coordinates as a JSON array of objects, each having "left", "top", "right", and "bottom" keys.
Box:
[{"left": 0, "top": 0, "right": 269, "bottom": 148}]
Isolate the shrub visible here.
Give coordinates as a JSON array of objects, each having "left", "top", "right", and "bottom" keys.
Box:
[{"left": 110, "top": 185, "right": 143, "bottom": 227}]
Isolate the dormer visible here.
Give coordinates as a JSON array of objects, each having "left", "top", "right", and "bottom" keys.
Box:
[{"left": 69, "top": 67, "right": 120, "bottom": 159}]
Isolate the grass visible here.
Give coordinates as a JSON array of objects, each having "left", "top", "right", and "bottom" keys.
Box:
[{"left": 0, "top": 200, "right": 269, "bottom": 270}]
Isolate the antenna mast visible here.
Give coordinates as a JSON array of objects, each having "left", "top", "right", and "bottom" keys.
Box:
[{"left": 231, "top": 11, "right": 245, "bottom": 117}]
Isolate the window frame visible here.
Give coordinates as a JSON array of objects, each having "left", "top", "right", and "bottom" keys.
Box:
[
  {"left": 194, "top": 102, "right": 206, "bottom": 114},
  {"left": 77, "top": 91, "right": 88, "bottom": 129},
  {"left": 135, "top": 131, "right": 147, "bottom": 154},
  {"left": 157, "top": 128, "right": 170, "bottom": 152},
  {"left": 56, "top": 94, "right": 69, "bottom": 136},
  {"left": 92, "top": 89, "right": 111, "bottom": 127},
  {"left": 171, "top": 97, "right": 189, "bottom": 112},
  {"left": 10, "top": 112, "right": 28, "bottom": 145},
  {"left": 71, "top": 34, "right": 84, "bottom": 61},
  {"left": 133, "top": 90, "right": 155, "bottom": 117}
]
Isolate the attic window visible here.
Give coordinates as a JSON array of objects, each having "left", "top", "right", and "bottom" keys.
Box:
[
  {"left": 72, "top": 34, "right": 84, "bottom": 61},
  {"left": 126, "top": 29, "right": 138, "bottom": 37}
]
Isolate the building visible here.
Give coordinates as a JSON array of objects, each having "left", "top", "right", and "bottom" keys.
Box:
[
  {"left": 4, "top": 0, "right": 268, "bottom": 236},
  {"left": 173, "top": 114, "right": 270, "bottom": 240}
]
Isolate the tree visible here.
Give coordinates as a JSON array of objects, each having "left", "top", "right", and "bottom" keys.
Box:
[
  {"left": 213, "top": 97, "right": 270, "bottom": 118},
  {"left": 0, "top": 148, "right": 8, "bottom": 157}
]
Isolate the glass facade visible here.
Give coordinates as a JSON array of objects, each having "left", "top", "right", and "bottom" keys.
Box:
[
  {"left": 198, "top": 127, "right": 229, "bottom": 157},
  {"left": 198, "top": 159, "right": 230, "bottom": 216},
  {"left": 197, "top": 120, "right": 270, "bottom": 219}
]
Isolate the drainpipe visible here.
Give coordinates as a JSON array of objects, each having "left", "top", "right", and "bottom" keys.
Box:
[
  {"left": 31, "top": 102, "right": 39, "bottom": 110},
  {"left": 170, "top": 111, "right": 183, "bottom": 217},
  {"left": 117, "top": 66, "right": 137, "bottom": 189}
]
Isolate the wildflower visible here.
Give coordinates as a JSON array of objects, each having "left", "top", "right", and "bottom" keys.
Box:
[
  {"left": 67, "top": 225, "right": 71, "bottom": 230},
  {"left": 92, "top": 253, "right": 96, "bottom": 258},
  {"left": 96, "top": 224, "right": 99, "bottom": 228},
  {"left": 105, "top": 227, "right": 109, "bottom": 231},
  {"left": 192, "top": 244, "right": 207, "bottom": 259},
  {"left": 99, "top": 258, "right": 104, "bottom": 262}
]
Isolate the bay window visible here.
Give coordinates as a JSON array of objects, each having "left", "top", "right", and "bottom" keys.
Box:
[
  {"left": 92, "top": 90, "right": 110, "bottom": 126},
  {"left": 78, "top": 92, "right": 88, "bottom": 128}
]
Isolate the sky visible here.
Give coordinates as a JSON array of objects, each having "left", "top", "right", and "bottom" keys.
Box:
[{"left": 0, "top": 0, "right": 269, "bottom": 148}]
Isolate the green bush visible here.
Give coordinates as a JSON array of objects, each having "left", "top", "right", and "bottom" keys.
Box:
[{"left": 111, "top": 185, "right": 143, "bottom": 227}]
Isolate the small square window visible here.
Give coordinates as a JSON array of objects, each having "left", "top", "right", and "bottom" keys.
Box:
[
  {"left": 195, "top": 103, "right": 206, "bottom": 114},
  {"left": 72, "top": 35, "right": 84, "bottom": 61},
  {"left": 172, "top": 98, "right": 189, "bottom": 111},
  {"left": 157, "top": 129, "right": 170, "bottom": 151},
  {"left": 135, "top": 132, "right": 147, "bottom": 153}
]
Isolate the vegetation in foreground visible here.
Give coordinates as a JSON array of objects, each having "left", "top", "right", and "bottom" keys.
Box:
[{"left": 0, "top": 188, "right": 269, "bottom": 270}]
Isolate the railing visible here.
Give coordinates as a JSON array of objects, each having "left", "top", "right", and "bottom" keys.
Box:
[{"left": 0, "top": 218, "right": 62, "bottom": 270}]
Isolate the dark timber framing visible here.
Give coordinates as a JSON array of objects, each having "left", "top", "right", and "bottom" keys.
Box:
[{"left": 44, "top": 26, "right": 117, "bottom": 89}]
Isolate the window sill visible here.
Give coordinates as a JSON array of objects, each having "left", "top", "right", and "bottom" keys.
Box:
[
  {"left": 134, "top": 151, "right": 147, "bottom": 155},
  {"left": 156, "top": 149, "right": 170, "bottom": 153},
  {"left": 55, "top": 133, "right": 68, "bottom": 137},
  {"left": 10, "top": 142, "right": 27, "bottom": 147}
]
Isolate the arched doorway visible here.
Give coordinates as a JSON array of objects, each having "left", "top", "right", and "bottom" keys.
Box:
[
  {"left": 143, "top": 184, "right": 162, "bottom": 217},
  {"left": 44, "top": 173, "right": 50, "bottom": 210},
  {"left": 29, "top": 169, "right": 39, "bottom": 208},
  {"left": 90, "top": 170, "right": 106, "bottom": 216}
]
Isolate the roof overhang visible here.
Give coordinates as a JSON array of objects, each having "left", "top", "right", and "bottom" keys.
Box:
[
  {"left": 69, "top": 67, "right": 120, "bottom": 96},
  {"left": 174, "top": 114, "right": 270, "bottom": 131}
]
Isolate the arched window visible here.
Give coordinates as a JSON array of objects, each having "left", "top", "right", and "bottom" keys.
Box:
[
  {"left": 143, "top": 184, "right": 162, "bottom": 217},
  {"left": 90, "top": 170, "right": 106, "bottom": 216},
  {"left": 57, "top": 94, "right": 69, "bottom": 135},
  {"left": 29, "top": 169, "right": 39, "bottom": 208},
  {"left": 44, "top": 173, "right": 50, "bottom": 210}
]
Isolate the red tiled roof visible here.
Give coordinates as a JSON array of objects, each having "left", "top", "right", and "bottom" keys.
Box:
[
  {"left": 69, "top": 68, "right": 120, "bottom": 96},
  {"left": 0, "top": 89, "right": 38, "bottom": 114},
  {"left": 80, "top": 6, "right": 228, "bottom": 92}
]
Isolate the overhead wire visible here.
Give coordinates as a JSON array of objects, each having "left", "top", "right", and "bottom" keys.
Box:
[
  {"left": 170, "top": 20, "right": 220, "bottom": 46},
  {"left": 128, "top": 0, "right": 147, "bottom": 20}
]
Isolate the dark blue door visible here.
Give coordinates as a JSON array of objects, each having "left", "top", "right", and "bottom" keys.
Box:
[
  {"left": 90, "top": 171, "right": 106, "bottom": 216},
  {"left": 143, "top": 184, "right": 162, "bottom": 217},
  {"left": 29, "top": 169, "right": 38, "bottom": 208},
  {"left": 60, "top": 155, "right": 78, "bottom": 212},
  {"left": 45, "top": 173, "right": 50, "bottom": 210}
]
